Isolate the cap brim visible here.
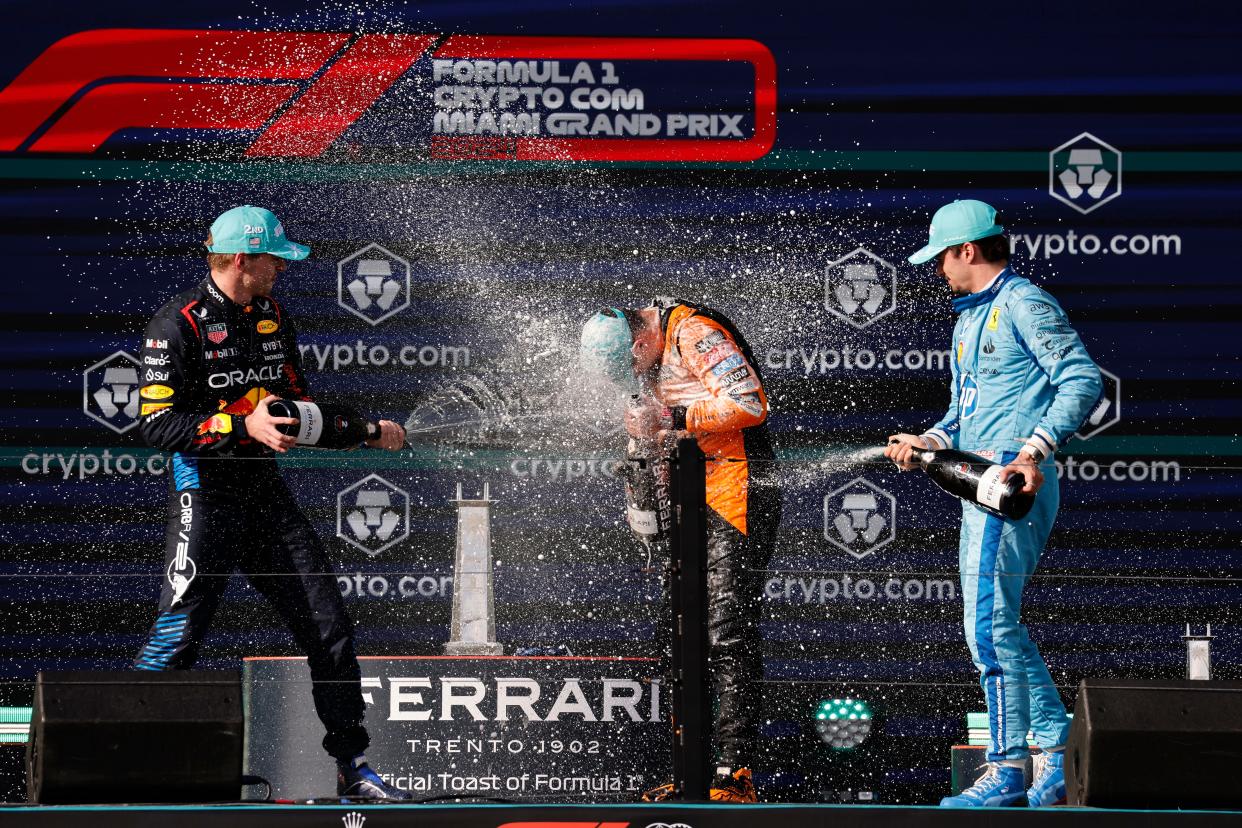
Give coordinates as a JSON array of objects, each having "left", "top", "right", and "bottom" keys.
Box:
[
  {"left": 908, "top": 243, "right": 944, "bottom": 265},
  {"left": 269, "top": 240, "right": 311, "bottom": 261}
]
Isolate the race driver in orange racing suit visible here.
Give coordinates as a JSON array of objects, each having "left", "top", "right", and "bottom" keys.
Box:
[{"left": 580, "top": 298, "right": 781, "bottom": 803}]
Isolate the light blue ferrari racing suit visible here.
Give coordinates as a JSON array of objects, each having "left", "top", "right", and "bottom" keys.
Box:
[{"left": 921, "top": 267, "right": 1102, "bottom": 763}]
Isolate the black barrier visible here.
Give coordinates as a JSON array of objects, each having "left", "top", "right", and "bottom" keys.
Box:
[{"left": 668, "top": 438, "right": 709, "bottom": 801}]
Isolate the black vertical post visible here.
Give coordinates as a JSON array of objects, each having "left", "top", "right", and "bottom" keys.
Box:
[{"left": 669, "top": 437, "right": 710, "bottom": 801}]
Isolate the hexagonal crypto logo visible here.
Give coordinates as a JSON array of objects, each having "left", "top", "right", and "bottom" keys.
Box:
[
  {"left": 824, "top": 247, "right": 897, "bottom": 330},
  {"left": 337, "top": 474, "right": 410, "bottom": 556},
  {"left": 1050, "top": 132, "right": 1122, "bottom": 214},
  {"left": 338, "top": 243, "right": 411, "bottom": 326},
  {"left": 82, "top": 350, "right": 142, "bottom": 434},
  {"left": 1076, "top": 366, "right": 1121, "bottom": 440},
  {"left": 824, "top": 477, "right": 896, "bottom": 560}
]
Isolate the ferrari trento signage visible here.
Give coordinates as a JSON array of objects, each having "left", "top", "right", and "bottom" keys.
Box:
[
  {"left": 245, "top": 656, "right": 669, "bottom": 801},
  {"left": 0, "top": 30, "right": 776, "bottom": 161}
]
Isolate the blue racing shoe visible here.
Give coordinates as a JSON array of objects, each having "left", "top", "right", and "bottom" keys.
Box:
[
  {"left": 940, "top": 763, "right": 1026, "bottom": 808},
  {"left": 1027, "top": 750, "right": 1067, "bottom": 807},
  {"left": 337, "top": 755, "right": 413, "bottom": 801}
]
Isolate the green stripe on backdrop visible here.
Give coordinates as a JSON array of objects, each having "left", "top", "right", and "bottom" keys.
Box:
[
  {"left": 1, "top": 152, "right": 1241, "bottom": 182},
  {"left": 0, "top": 436, "right": 1238, "bottom": 474}
]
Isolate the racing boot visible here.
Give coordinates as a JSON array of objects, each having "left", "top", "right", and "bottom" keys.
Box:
[
  {"left": 940, "top": 763, "right": 1025, "bottom": 808},
  {"left": 1027, "top": 750, "right": 1066, "bottom": 807},
  {"left": 337, "top": 755, "right": 413, "bottom": 802},
  {"left": 709, "top": 767, "right": 757, "bottom": 803},
  {"left": 640, "top": 781, "right": 676, "bottom": 802}
]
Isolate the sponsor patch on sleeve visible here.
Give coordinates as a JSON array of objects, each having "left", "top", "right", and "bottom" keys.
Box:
[
  {"left": 694, "top": 330, "right": 725, "bottom": 353},
  {"left": 710, "top": 354, "right": 745, "bottom": 376},
  {"left": 140, "top": 402, "right": 172, "bottom": 416},
  {"left": 196, "top": 413, "right": 233, "bottom": 435},
  {"left": 140, "top": 384, "right": 175, "bottom": 400},
  {"left": 730, "top": 391, "right": 764, "bottom": 417}
]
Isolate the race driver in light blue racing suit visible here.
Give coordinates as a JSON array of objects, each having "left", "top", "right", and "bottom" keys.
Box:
[{"left": 886, "top": 200, "right": 1103, "bottom": 809}]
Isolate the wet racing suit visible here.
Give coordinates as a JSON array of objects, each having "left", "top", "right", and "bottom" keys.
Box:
[
  {"left": 920, "top": 268, "right": 1101, "bottom": 764},
  {"left": 648, "top": 298, "right": 780, "bottom": 769},
  {"left": 133, "top": 274, "right": 368, "bottom": 761}
]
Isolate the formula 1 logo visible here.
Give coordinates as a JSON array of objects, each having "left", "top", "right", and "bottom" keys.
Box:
[
  {"left": 824, "top": 477, "right": 896, "bottom": 560},
  {"left": 338, "top": 243, "right": 411, "bottom": 325},
  {"left": 1049, "top": 133, "right": 1122, "bottom": 214},
  {"left": 337, "top": 474, "right": 410, "bottom": 556},
  {"left": 83, "top": 350, "right": 142, "bottom": 434},
  {"left": 823, "top": 248, "right": 898, "bottom": 330},
  {"left": 0, "top": 29, "right": 775, "bottom": 162},
  {"left": 1075, "top": 365, "right": 1121, "bottom": 440}
]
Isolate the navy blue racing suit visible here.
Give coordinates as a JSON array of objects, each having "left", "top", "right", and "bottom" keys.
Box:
[{"left": 133, "top": 274, "right": 367, "bottom": 761}]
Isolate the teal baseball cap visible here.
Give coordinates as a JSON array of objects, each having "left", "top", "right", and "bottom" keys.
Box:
[
  {"left": 908, "top": 199, "right": 1004, "bottom": 264},
  {"left": 580, "top": 308, "right": 635, "bottom": 384},
  {"left": 207, "top": 205, "right": 310, "bottom": 260}
]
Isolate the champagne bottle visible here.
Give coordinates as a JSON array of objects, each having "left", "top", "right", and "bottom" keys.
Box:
[
  {"left": 622, "top": 394, "right": 673, "bottom": 549},
  {"left": 268, "top": 399, "right": 379, "bottom": 449},
  {"left": 910, "top": 447, "right": 1035, "bottom": 520}
]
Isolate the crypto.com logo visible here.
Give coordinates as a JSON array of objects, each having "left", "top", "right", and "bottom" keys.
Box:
[
  {"left": 338, "top": 243, "right": 411, "bottom": 325},
  {"left": 83, "top": 351, "right": 142, "bottom": 434},
  {"left": 824, "top": 477, "right": 896, "bottom": 560},
  {"left": 0, "top": 29, "right": 775, "bottom": 161},
  {"left": 337, "top": 474, "right": 410, "bottom": 556},
  {"left": 824, "top": 248, "right": 898, "bottom": 330},
  {"left": 1049, "top": 133, "right": 1122, "bottom": 214},
  {"left": 1075, "top": 366, "right": 1121, "bottom": 440}
]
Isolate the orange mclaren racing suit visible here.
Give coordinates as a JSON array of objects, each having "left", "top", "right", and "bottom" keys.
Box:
[
  {"left": 648, "top": 298, "right": 780, "bottom": 768},
  {"left": 132, "top": 274, "right": 368, "bottom": 762}
]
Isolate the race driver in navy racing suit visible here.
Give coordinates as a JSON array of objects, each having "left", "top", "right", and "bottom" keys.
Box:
[{"left": 133, "top": 205, "right": 410, "bottom": 801}]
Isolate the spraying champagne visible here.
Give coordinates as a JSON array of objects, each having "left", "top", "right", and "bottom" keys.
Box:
[
  {"left": 896, "top": 442, "right": 1035, "bottom": 520},
  {"left": 268, "top": 399, "right": 380, "bottom": 449}
]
